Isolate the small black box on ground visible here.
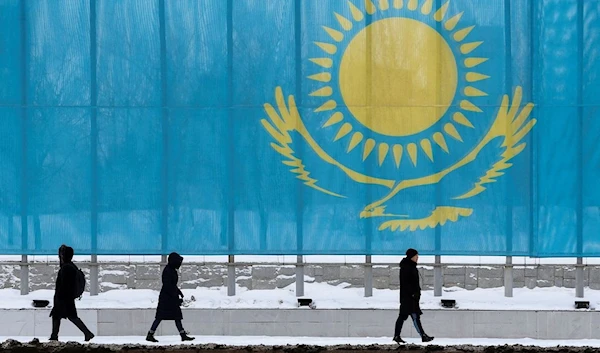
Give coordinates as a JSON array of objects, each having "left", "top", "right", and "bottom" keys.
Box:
[
  {"left": 32, "top": 300, "right": 49, "bottom": 308},
  {"left": 441, "top": 299, "right": 456, "bottom": 308},
  {"left": 298, "top": 298, "right": 313, "bottom": 307},
  {"left": 575, "top": 301, "right": 590, "bottom": 309}
]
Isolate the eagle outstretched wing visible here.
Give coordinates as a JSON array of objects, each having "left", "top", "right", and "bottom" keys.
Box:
[
  {"left": 454, "top": 87, "right": 536, "bottom": 200},
  {"left": 261, "top": 87, "right": 396, "bottom": 198},
  {"left": 261, "top": 101, "right": 344, "bottom": 198}
]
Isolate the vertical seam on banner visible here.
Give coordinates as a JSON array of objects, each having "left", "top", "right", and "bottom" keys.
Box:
[
  {"left": 159, "top": 0, "right": 169, "bottom": 255},
  {"left": 529, "top": 0, "right": 538, "bottom": 257},
  {"left": 434, "top": 0, "right": 442, "bottom": 256},
  {"left": 295, "top": 0, "right": 303, "bottom": 255},
  {"left": 227, "top": 0, "right": 235, "bottom": 253},
  {"left": 576, "top": 0, "right": 583, "bottom": 256},
  {"left": 20, "top": 0, "right": 28, "bottom": 253},
  {"left": 365, "top": 4, "right": 372, "bottom": 255},
  {"left": 503, "top": 0, "right": 513, "bottom": 255},
  {"left": 90, "top": 0, "right": 98, "bottom": 256}
]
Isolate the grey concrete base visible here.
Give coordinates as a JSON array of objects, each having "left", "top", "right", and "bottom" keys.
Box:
[{"left": 3, "top": 308, "right": 599, "bottom": 339}]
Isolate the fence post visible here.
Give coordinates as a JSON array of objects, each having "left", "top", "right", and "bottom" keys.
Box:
[
  {"left": 575, "top": 257, "right": 584, "bottom": 298},
  {"left": 228, "top": 255, "right": 236, "bottom": 296},
  {"left": 364, "top": 255, "right": 373, "bottom": 297},
  {"left": 504, "top": 256, "right": 513, "bottom": 298},
  {"left": 90, "top": 254, "right": 99, "bottom": 296},
  {"left": 161, "top": 254, "right": 167, "bottom": 272},
  {"left": 434, "top": 255, "right": 442, "bottom": 297},
  {"left": 20, "top": 255, "right": 29, "bottom": 295},
  {"left": 296, "top": 255, "right": 304, "bottom": 297}
]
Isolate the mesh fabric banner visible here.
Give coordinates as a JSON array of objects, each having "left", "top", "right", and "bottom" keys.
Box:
[{"left": 0, "top": 0, "right": 599, "bottom": 256}]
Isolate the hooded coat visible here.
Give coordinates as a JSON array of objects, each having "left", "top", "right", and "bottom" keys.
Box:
[
  {"left": 399, "top": 257, "right": 423, "bottom": 317},
  {"left": 50, "top": 245, "right": 78, "bottom": 319},
  {"left": 155, "top": 252, "right": 184, "bottom": 320}
]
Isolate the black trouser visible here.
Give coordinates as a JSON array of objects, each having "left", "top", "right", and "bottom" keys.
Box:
[
  {"left": 394, "top": 313, "right": 426, "bottom": 337},
  {"left": 149, "top": 319, "right": 184, "bottom": 333},
  {"left": 51, "top": 316, "right": 93, "bottom": 338}
]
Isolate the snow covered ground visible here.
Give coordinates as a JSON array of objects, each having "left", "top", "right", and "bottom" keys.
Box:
[
  {"left": 0, "top": 283, "right": 597, "bottom": 311},
  {"left": 2, "top": 335, "right": 600, "bottom": 347}
]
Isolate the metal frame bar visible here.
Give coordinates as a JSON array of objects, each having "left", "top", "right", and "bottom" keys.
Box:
[{"left": 89, "top": 0, "right": 99, "bottom": 297}]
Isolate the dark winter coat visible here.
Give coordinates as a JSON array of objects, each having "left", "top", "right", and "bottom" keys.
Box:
[
  {"left": 50, "top": 246, "right": 78, "bottom": 319},
  {"left": 399, "top": 257, "right": 422, "bottom": 317},
  {"left": 155, "top": 252, "right": 184, "bottom": 320}
]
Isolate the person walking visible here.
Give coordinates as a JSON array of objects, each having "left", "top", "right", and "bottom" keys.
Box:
[
  {"left": 49, "top": 245, "right": 95, "bottom": 342},
  {"left": 146, "top": 252, "right": 195, "bottom": 342},
  {"left": 393, "top": 248, "right": 434, "bottom": 344}
]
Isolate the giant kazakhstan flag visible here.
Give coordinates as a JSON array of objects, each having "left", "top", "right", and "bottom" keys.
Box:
[{"left": 0, "top": 0, "right": 598, "bottom": 256}]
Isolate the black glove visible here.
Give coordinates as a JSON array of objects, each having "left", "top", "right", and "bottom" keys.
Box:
[{"left": 179, "top": 298, "right": 184, "bottom": 306}]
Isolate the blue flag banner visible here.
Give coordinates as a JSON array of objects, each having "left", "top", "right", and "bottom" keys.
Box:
[{"left": 0, "top": 0, "right": 599, "bottom": 256}]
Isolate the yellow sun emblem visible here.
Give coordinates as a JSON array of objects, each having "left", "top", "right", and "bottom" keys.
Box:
[
  {"left": 261, "top": 0, "right": 536, "bottom": 232},
  {"left": 310, "top": 0, "right": 488, "bottom": 167}
]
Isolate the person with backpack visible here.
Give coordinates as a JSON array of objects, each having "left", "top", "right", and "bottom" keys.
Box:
[
  {"left": 146, "top": 252, "right": 194, "bottom": 342},
  {"left": 49, "top": 245, "right": 95, "bottom": 342}
]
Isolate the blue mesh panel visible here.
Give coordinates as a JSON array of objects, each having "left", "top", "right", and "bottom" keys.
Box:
[{"left": 0, "top": 0, "right": 599, "bottom": 256}]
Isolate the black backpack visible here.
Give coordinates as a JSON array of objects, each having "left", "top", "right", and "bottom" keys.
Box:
[{"left": 73, "top": 265, "right": 86, "bottom": 299}]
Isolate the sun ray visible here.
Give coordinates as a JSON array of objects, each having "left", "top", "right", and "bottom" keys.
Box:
[
  {"left": 453, "top": 112, "right": 474, "bottom": 128},
  {"left": 308, "top": 73, "right": 331, "bottom": 83},
  {"left": 393, "top": 0, "right": 404, "bottom": 9},
  {"left": 365, "top": 0, "right": 377, "bottom": 14},
  {"left": 378, "top": 143, "right": 390, "bottom": 166},
  {"left": 334, "top": 122, "right": 353, "bottom": 141},
  {"left": 408, "top": 0, "right": 418, "bottom": 11},
  {"left": 323, "top": 112, "right": 344, "bottom": 128},
  {"left": 466, "top": 72, "right": 490, "bottom": 82},
  {"left": 362, "top": 139, "right": 376, "bottom": 161},
  {"left": 310, "top": 86, "right": 333, "bottom": 97},
  {"left": 464, "top": 86, "right": 488, "bottom": 97},
  {"left": 460, "top": 100, "right": 483, "bottom": 113},
  {"left": 433, "top": 1, "right": 450, "bottom": 21},
  {"left": 421, "top": 0, "right": 433, "bottom": 15},
  {"left": 407, "top": 143, "right": 418, "bottom": 166},
  {"left": 453, "top": 26, "right": 475, "bottom": 42},
  {"left": 309, "top": 58, "right": 333, "bottom": 68},
  {"left": 464, "top": 57, "right": 488, "bottom": 68},
  {"left": 460, "top": 41, "right": 483, "bottom": 54},
  {"left": 334, "top": 13, "right": 353, "bottom": 31},
  {"left": 347, "top": 132, "right": 364, "bottom": 152},
  {"left": 379, "top": 0, "right": 390, "bottom": 11},
  {"left": 445, "top": 12, "right": 463, "bottom": 31},
  {"left": 444, "top": 123, "right": 463, "bottom": 142},
  {"left": 322, "top": 26, "right": 344, "bottom": 42},
  {"left": 315, "top": 100, "right": 337, "bottom": 112},
  {"left": 348, "top": 1, "right": 365, "bottom": 21},
  {"left": 433, "top": 132, "right": 449, "bottom": 153},
  {"left": 420, "top": 139, "right": 434, "bottom": 162},
  {"left": 314, "top": 42, "right": 337, "bottom": 55},
  {"left": 392, "top": 144, "right": 403, "bottom": 168}
]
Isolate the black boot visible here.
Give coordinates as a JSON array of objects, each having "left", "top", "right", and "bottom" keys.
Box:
[
  {"left": 180, "top": 330, "right": 195, "bottom": 341},
  {"left": 411, "top": 315, "right": 433, "bottom": 343},
  {"left": 146, "top": 331, "right": 159, "bottom": 343},
  {"left": 421, "top": 334, "right": 434, "bottom": 342},
  {"left": 68, "top": 316, "right": 94, "bottom": 342},
  {"left": 393, "top": 336, "right": 405, "bottom": 344},
  {"left": 50, "top": 317, "right": 60, "bottom": 341},
  {"left": 393, "top": 315, "right": 406, "bottom": 345}
]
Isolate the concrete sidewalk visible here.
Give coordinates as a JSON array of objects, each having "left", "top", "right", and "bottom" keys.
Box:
[{"left": 2, "top": 308, "right": 598, "bottom": 339}]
